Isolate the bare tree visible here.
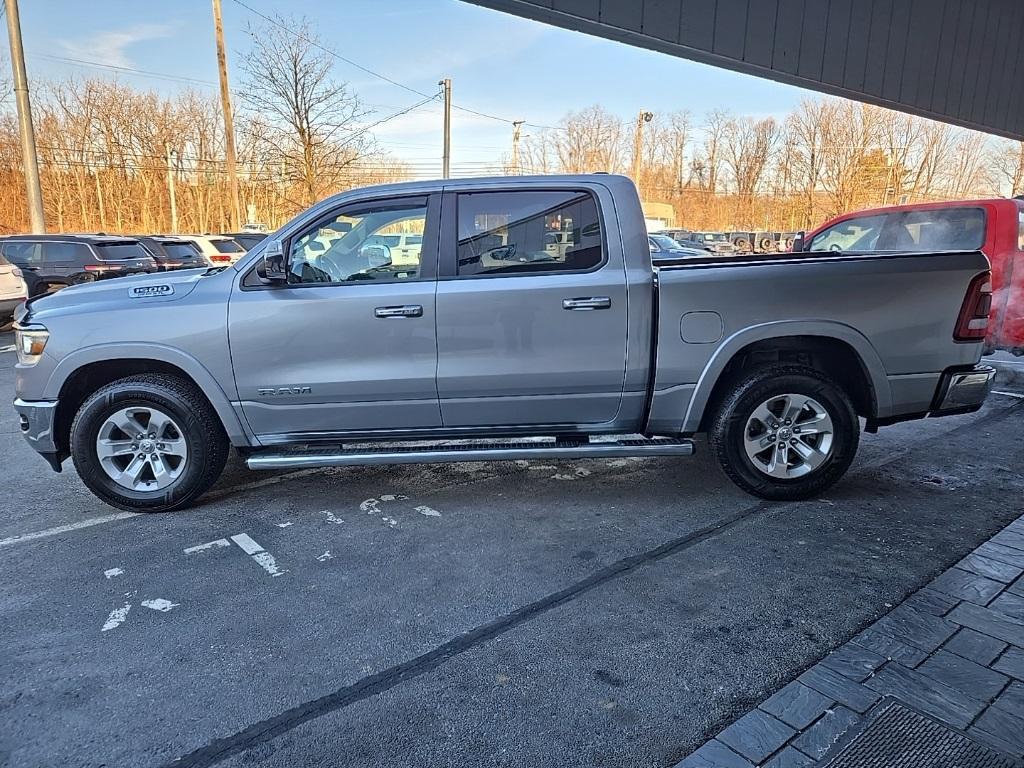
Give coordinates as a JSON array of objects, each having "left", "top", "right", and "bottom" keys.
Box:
[
  {"left": 552, "top": 105, "right": 625, "bottom": 173},
  {"left": 991, "top": 139, "right": 1024, "bottom": 197},
  {"left": 239, "top": 14, "right": 370, "bottom": 205}
]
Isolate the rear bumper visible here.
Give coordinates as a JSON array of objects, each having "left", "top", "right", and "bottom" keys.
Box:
[
  {"left": 930, "top": 365, "right": 996, "bottom": 414},
  {"left": 0, "top": 296, "right": 26, "bottom": 317}
]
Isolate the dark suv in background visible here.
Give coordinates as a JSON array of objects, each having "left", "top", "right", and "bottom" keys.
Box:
[
  {"left": 222, "top": 231, "right": 267, "bottom": 250},
  {"left": 0, "top": 235, "right": 157, "bottom": 297},
  {"left": 136, "top": 236, "right": 211, "bottom": 271}
]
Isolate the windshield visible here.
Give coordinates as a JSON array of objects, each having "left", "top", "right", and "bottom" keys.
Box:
[
  {"left": 650, "top": 234, "right": 680, "bottom": 249},
  {"left": 95, "top": 243, "right": 151, "bottom": 261},
  {"left": 213, "top": 239, "right": 245, "bottom": 254}
]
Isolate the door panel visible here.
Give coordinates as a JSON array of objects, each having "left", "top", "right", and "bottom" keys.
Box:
[
  {"left": 435, "top": 188, "right": 627, "bottom": 427},
  {"left": 229, "top": 281, "right": 440, "bottom": 436},
  {"left": 229, "top": 194, "right": 441, "bottom": 439}
]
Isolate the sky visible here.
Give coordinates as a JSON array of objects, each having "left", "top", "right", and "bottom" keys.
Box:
[{"left": 12, "top": 0, "right": 824, "bottom": 175}]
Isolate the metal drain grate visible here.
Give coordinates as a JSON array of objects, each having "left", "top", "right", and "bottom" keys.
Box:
[{"left": 820, "top": 701, "right": 1022, "bottom": 767}]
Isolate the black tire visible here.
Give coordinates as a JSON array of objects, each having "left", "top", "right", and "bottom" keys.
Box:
[
  {"left": 70, "top": 374, "right": 229, "bottom": 512},
  {"left": 710, "top": 364, "right": 859, "bottom": 501}
]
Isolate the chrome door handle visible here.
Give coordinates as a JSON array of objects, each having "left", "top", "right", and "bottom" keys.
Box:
[
  {"left": 374, "top": 305, "right": 423, "bottom": 318},
  {"left": 562, "top": 297, "right": 611, "bottom": 311}
]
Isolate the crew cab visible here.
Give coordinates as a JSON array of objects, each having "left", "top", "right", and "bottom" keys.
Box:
[
  {"left": 796, "top": 198, "right": 1024, "bottom": 356},
  {"left": 12, "top": 175, "right": 995, "bottom": 512}
]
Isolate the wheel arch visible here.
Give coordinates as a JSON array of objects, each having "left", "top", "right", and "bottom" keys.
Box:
[
  {"left": 682, "top": 321, "right": 890, "bottom": 434},
  {"left": 47, "top": 345, "right": 251, "bottom": 457}
]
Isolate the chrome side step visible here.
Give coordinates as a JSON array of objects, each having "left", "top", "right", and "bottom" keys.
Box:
[{"left": 246, "top": 437, "right": 695, "bottom": 471}]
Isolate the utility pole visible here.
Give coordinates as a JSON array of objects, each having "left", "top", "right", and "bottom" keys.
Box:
[
  {"left": 631, "top": 110, "right": 654, "bottom": 196},
  {"left": 5, "top": 0, "right": 45, "bottom": 232},
  {"left": 439, "top": 78, "right": 452, "bottom": 179},
  {"left": 166, "top": 145, "right": 178, "bottom": 233},
  {"left": 511, "top": 120, "right": 525, "bottom": 175},
  {"left": 212, "top": 0, "right": 241, "bottom": 229}
]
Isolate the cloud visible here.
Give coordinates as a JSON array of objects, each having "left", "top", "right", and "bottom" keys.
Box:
[{"left": 55, "top": 23, "right": 176, "bottom": 68}]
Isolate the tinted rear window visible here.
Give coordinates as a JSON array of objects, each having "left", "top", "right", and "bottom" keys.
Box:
[
  {"left": 95, "top": 243, "right": 151, "bottom": 261},
  {"left": 164, "top": 243, "right": 202, "bottom": 260},
  {"left": 213, "top": 239, "right": 244, "bottom": 254},
  {"left": 43, "top": 241, "right": 93, "bottom": 263}
]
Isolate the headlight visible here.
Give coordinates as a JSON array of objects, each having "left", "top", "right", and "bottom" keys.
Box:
[{"left": 14, "top": 325, "right": 49, "bottom": 366}]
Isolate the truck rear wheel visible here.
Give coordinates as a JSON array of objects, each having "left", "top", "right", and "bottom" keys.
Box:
[
  {"left": 70, "top": 374, "right": 229, "bottom": 512},
  {"left": 710, "top": 364, "right": 859, "bottom": 501}
]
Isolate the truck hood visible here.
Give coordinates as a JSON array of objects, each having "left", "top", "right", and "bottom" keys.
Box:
[{"left": 17, "top": 268, "right": 216, "bottom": 324}]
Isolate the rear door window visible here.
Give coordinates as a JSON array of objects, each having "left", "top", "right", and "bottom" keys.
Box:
[
  {"left": 455, "top": 190, "right": 604, "bottom": 277},
  {"left": 41, "top": 241, "right": 92, "bottom": 264},
  {"left": 878, "top": 207, "right": 986, "bottom": 250},
  {"left": 164, "top": 243, "right": 203, "bottom": 260}
]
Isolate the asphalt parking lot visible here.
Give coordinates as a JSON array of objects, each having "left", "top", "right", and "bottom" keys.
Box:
[{"left": 2, "top": 330, "right": 1024, "bottom": 768}]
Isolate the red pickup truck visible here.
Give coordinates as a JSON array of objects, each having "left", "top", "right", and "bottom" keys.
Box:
[{"left": 797, "top": 198, "right": 1024, "bottom": 355}]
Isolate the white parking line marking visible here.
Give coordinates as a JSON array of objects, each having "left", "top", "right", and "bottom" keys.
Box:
[
  {"left": 0, "top": 345, "right": 15, "bottom": 354},
  {"left": 141, "top": 598, "right": 179, "bottom": 612},
  {"left": 0, "top": 512, "right": 140, "bottom": 549},
  {"left": 229, "top": 533, "right": 287, "bottom": 576},
  {"left": 415, "top": 505, "right": 441, "bottom": 517},
  {"left": 104, "top": 567, "right": 124, "bottom": 579},
  {"left": 276, "top": 522, "right": 293, "bottom": 528},
  {"left": 316, "top": 551, "right": 332, "bottom": 562},
  {"left": 229, "top": 533, "right": 263, "bottom": 555},
  {"left": 101, "top": 602, "right": 132, "bottom": 632},
  {"left": 321, "top": 510, "right": 345, "bottom": 525},
  {"left": 992, "top": 390, "right": 1024, "bottom": 399},
  {"left": 183, "top": 538, "right": 230, "bottom": 554}
]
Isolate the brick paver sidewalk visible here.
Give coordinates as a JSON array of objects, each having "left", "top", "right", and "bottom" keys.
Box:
[{"left": 677, "top": 515, "right": 1024, "bottom": 767}]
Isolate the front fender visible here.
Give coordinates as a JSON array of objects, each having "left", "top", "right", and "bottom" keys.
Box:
[
  {"left": 44, "top": 342, "right": 252, "bottom": 446},
  {"left": 680, "top": 320, "right": 892, "bottom": 434}
]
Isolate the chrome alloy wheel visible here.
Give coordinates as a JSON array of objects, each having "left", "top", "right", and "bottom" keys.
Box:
[
  {"left": 743, "top": 393, "right": 834, "bottom": 479},
  {"left": 96, "top": 406, "right": 188, "bottom": 491}
]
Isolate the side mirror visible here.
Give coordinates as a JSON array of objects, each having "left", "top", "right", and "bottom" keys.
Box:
[
  {"left": 256, "top": 240, "right": 287, "bottom": 284},
  {"left": 792, "top": 232, "right": 806, "bottom": 252}
]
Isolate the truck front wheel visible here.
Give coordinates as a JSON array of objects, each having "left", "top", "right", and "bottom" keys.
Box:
[
  {"left": 710, "top": 365, "right": 859, "bottom": 501},
  {"left": 70, "top": 374, "right": 229, "bottom": 512}
]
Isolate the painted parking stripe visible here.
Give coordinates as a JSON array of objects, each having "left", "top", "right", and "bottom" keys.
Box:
[
  {"left": 992, "top": 390, "right": 1024, "bottom": 400},
  {"left": 230, "top": 533, "right": 287, "bottom": 577},
  {"left": 0, "top": 344, "right": 14, "bottom": 354},
  {"left": 183, "top": 538, "right": 231, "bottom": 554},
  {"left": 0, "top": 511, "right": 140, "bottom": 548},
  {"left": 229, "top": 533, "right": 263, "bottom": 555}
]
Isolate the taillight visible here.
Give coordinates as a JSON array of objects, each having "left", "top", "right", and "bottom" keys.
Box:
[
  {"left": 83, "top": 263, "right": 122, "bottom": 272},
  {"left": 209, "top": 254, "right": 230, "bottom": 263},
  {"left": 953, "top": 271, "right": 992, "bottom": 342}
]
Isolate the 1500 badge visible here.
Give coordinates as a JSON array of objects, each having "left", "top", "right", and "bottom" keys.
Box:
[
  {"left": 129, "top": 284, "right": 174, "bottom": 298},
  {"left": 258, "top": 387, "right": 312, "bottom": 396}
]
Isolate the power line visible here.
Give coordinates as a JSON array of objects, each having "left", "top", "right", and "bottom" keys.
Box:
[{"left": 227, "top": 0, "right": 563, "bottom": 132}]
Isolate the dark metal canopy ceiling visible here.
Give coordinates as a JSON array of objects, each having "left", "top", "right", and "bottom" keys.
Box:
[{"left": 466, "top": 0, "right": 1024, "bottom": 140}]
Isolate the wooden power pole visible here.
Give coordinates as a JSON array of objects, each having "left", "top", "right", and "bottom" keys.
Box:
[
  {"left": 5, "top": 0, "right": 45, "bottom": 232},
  {"left": 439, "top": 78, "right": 452, "bottom": 179},
  {"left": 511, "top": 120, "right": 525, "bottom": 175},
  {"left": 631, "top": 110, "right": 654, "bottom": 196},
  {"left": 212, "top": 0, "right": 241, "bottom": 229}
]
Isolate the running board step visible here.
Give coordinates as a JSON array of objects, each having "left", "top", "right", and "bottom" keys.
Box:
[{"left": 246, "top": 437, "right": 695, "bottom": 470}]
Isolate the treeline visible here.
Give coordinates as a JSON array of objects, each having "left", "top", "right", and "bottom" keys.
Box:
[
  {"left": 0, "top": 16, "right": 410, "bottom": 234},
  {"left": 517, "top": 102, "right": 1024, "bottom": 231},
  {"left": 1, "top": 10, "right": 1022, "bottom": 235}
]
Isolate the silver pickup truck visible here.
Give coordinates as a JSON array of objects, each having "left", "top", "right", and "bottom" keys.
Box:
[{"left": 12, "top": 175, "right": 996, "bottom": 512}]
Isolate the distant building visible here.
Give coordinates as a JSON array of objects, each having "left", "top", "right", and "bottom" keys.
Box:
[{"left": 641, "top": 201, "right": 674, "bottom": 232}]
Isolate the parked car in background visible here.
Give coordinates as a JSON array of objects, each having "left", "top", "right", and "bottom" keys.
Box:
[
  {"left": 222, "top": 232, "right": 267, "bottom": 251},
  {"left": 136, "top": 236, "right": 211, "bottom": 271},
  {"left": 13, "top": 174, "right": 994, "bottom": 512},
  {"left": 0, "top": 235, "right": 157, "bottom": 297},
  {"left": 647, "top": 234, "right": 707, "bottom": 261},
  {"left": 363, "top": 232, "right": 423, "bottom": 266},
  {"left": 657, "top": 229, "right": 737, "bottom": 255},
  {"left": 796, "top": 198, "right": 1024, "bottom": 355},
  {"left": 0, "top": 250, "right": 28, "bottom": 323},
  {"left": 177, "top": 235, "right": 246, "bottom": 265}
]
